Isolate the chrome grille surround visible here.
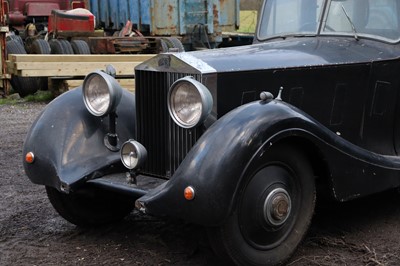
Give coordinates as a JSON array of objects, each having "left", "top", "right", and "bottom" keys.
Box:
[
  {"left": 135, "top": 53, "right": 217, "bottom": 179},
  {"left": 136, "top": 70, "right": 203, "bottom": 178}
]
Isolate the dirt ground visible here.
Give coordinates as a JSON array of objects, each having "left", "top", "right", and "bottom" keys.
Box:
[{"left": 1, "top": 101, "right": 400, "bottom": 266}]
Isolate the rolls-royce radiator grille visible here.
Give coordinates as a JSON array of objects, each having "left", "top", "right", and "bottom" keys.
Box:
[{"left": 136, "top": 70, "right": 202, "bottom": 178}]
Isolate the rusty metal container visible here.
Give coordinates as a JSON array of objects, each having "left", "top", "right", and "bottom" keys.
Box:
[{"left": 88, "top": 0, "right": 240, "bottom": 48}]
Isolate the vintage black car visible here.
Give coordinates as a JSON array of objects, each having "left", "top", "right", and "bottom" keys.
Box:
[{"left": 23, "top": 0, "right": 400, "bottom": 265}]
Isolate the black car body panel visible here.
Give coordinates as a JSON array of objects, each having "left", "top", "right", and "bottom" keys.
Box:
[
  {"left": 23, "top": 38, "right": 400, "bottom": 222},
  {"left": 190, "top": 37, "right": 400, "bottom": 72},
  {"left": 137, "top": 97, "right": 400, "bottom": 225},
  {"left": 22, "top": 0, "right": 400, "bottom": 263},
  {"left": 23, "top": 88, "right": 136, "bottom": 191}
]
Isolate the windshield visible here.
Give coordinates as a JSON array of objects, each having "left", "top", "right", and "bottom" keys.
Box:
[{"left": 258, "top": 0, "right": 400, "bottom": 42}]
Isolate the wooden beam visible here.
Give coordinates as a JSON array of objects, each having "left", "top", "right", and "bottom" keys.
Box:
[
  {"left": 7, "top": 54, "right": 155, "bottom": 63},
  {"left": 66, "top": 79, "right": 135, "bottom": 92},
  {"left": 6, "top": 54, "right": 155, "bottom": 77},
  {"left": 7, "top": 61, "right": 143, "bottom": 70},
  {"left": 5, "top": 54, "right": 151, "bottom": 94},
  {"left": 7, "top": 62, "right": 141, "bottom": 77}
]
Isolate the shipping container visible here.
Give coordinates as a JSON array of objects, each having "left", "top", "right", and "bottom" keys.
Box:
[{"left": 88, "top": 0, "right": 240, "bottom": 49}]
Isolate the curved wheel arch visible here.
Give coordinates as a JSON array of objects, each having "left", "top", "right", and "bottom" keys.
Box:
[
  {"left": 23, "top": 88, "right": 136, "bottom": 190},
  {"left": 138, "top": 99, "right": 382, "bottom": 225},
  {"left": 235, "top": 136, "right": 332, "bottom": 207}
]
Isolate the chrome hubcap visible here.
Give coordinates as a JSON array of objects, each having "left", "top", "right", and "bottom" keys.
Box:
[{"left": 264, "top": 188, "right": 291, "bottom": 226}]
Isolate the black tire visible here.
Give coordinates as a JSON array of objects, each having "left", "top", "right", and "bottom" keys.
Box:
[
  {"left": 49, "top": 39, "right": 64, "bottom": 54},
  {"left": 6, "top": 34, "right": 24, "bottom": 47},
  {"left": 6, "top": 38, "right": 27, "bottom": 56},
  {"left": 24, "top": 36, "right": 34, "bottom": 53},
  {"left": 59, "top": 39, "right": 74, "bottom": 54},
  {"left": 159, "top": 37, "right": 185, "bottom": 53},
  {"left": 208, "top": 145, "right": 316, "bottom": 266},
  {"left": 159, "top": 38, "right": 171, "bottom": 53},
  {"left": 166, "top": 37, "right": 185, "bottom": 52},
  {"left": 30, "top": 39, "right": 51, "bottom": 91},
  {"left": 46, "top": 186, "right": 135, "bottom": 227},
  {"left": 6, "top": 39, "right": 39, "bottom": 97},
  {"left": 71, "top": 40, "right": 91, "bottom": 54},
  {"left": 30, "top": 39, "right": 51, "bottom": 54}
]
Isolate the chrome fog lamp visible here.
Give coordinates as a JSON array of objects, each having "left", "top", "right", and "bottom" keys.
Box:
[
  {"left": 168, "top": 76, "right": 213, "bottom": 128},
  {"left": 120, "top": 140, "right": 147, "bottom": 170},
  {"left": 82, "top": 70, "right": 122, "bottom": 117}
]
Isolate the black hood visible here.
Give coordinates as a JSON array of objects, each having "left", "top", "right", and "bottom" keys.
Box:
[
  {"left": 192, "top": 37, "right": 400, "bottom": 72},
  {"left": 136, "top": 37, "right": 399, "bottom": 74}
]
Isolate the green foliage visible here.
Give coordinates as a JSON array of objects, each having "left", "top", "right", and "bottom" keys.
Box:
[
  {"left": 238, "top": 11, "right": 258, "bottom": 33},
  {"left": 0, "top": 97, "right": 18, "bottom": 105},
  {"left": 0, "top": 90, "right": 54, "bottom": 105},
  {"left": 24, "top": 90, "right": 54, "bottom": 102}
]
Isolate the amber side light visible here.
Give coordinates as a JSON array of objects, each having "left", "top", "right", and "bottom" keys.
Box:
[
  {"left": 25, "top": 152, "right": 35, "bottom": 164},
  {"left": 184, "top": 186, "right": 195, "bottom": 201}
]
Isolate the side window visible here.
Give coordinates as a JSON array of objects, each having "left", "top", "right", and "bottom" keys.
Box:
[
  {"left": 365, "top": 0, "right": 398, "bottom": 30},
  {"left": 324, "top": 0, "right": 400, "bottom": 41}
]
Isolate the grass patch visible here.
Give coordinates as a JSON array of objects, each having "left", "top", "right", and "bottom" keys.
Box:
[
  {"left": 24, "top": 90, "right": 54, "bottom": 102},
  {"left": 0, "top": 90, "right": 54, "bottom": 105},
  {"left": 238, "top": 10, "right": 258, "bottom": 33},
  {"left": 0, "top": 97, "right": 19, "bottom": 105}
]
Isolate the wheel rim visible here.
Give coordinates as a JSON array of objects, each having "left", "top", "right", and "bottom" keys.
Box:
[
  {"left": 238, "top": 164, "right": 300, "bottom": 250},
  {"left": 264, "top": 187, "right": 292, "bottom": 226}
]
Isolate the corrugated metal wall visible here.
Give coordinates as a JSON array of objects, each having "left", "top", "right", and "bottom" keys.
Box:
[
  {"left": 89, "top": 0, "right": 150, "bottom": 31},
  {"left": 88, "top": 0, "right": 239, "bottom": 35}
]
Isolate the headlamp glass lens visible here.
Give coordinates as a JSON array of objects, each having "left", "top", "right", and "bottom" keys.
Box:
[
  {"left": 170, "top": 81, "right": 202, "bottom": 127},
  {"left": 84, "top": 74, "right": 110, "bottom": 116}
]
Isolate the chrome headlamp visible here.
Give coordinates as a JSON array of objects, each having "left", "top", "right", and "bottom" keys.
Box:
[
  {"left": 82, "top": 70, "right": 122, "bottom": 116},
  {"left": 167, "top": 76, "right": 213, "bottom": 128},
  {"left": 120, "top": 140, "right": 147, "bottom": 170}
]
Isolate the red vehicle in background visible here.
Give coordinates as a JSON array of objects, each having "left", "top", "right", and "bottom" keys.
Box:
[
  {"left": 1, "top": 0, "right": 245, "bottom": 97},
  {"left": 3, "top": 0, "right": 92, "bottom": 96},
  {"left": 7, "top": 0, "right": 85, "bottom": 34}
]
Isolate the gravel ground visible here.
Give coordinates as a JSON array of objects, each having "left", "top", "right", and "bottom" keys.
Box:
[{"left": 1, "top": 101, "right": 400, "bottom": 265}]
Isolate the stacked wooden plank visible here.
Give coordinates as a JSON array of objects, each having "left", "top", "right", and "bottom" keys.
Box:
[
  {"left": 6, "top": 54, "right": 154, "bottom": 77},
  {"left": 66, "top": 78, "right": 135, "bottom": 91},
  {"left": 6, "top": 54, "right": 155, "bottom": 91}
]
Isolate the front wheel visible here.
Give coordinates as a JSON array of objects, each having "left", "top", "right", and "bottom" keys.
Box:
[
  {"left": 46, "top": 186, "right": 135, "bottom": 227},
  {"left": 208, "top": 145, "right": 316, "bottom": 265}
]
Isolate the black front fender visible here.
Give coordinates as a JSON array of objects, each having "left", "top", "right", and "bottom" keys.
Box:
[
  {"left": 139, "top": 98, "right": 400, "bottom": 226},
  {"left": 23, "top": 88, "right": 136, "bottom": 192},
  {"left": 137, "top": 99, "right": 319, "bottom": 225}
]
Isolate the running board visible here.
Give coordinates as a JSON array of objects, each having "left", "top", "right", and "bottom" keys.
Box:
[{"left": 87, "top": 173, "right": 166, "bottom": 198}]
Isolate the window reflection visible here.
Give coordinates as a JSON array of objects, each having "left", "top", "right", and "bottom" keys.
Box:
[{"left": 258, "top": 0, "right": 400, "bottom": 42}]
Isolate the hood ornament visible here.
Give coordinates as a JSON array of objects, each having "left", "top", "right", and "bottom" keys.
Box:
[
  {"left": 276, "top": 87, "right": 284, "bottom": 101},
  {"left": 260, "top": 86, "right": 284, "bottom": 103}
]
